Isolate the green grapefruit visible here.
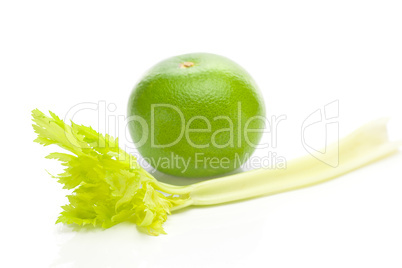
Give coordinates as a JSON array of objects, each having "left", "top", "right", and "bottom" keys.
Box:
[{"left": 127, "top": 53, "right": 265, "bottom": 177}]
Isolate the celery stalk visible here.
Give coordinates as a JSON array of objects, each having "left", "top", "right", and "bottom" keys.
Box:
[
  {"left": 32, "top": 110, "right": 400, "bottom": 235},
  {"left": 184, "top": 118, "right": 400, "bottom": 207}
]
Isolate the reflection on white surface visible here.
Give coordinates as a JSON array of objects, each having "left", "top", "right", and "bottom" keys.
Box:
[
  {"left": 51, "top": 202, "right": 265, "bottom": 268},
  {"left": 52, "top": 223, "right": 152, "bottom": 268}
]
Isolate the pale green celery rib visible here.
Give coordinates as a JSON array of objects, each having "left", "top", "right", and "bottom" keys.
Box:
[{"left": 160, "top": 118, "right": 401, "bottom": 211}]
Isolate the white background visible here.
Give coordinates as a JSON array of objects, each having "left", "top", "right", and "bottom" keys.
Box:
[{"left": 1, "top": 1, "right": 402, "bottom": 267}]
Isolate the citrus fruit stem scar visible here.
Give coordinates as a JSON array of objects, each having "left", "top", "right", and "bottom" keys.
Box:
[{"left": 179, "top": 62, "right": 195, "bottom": 68}]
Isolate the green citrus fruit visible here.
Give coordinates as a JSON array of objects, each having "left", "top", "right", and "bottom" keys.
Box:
[{"left": 127, "top": 53, "right": 265, "bottom": 177}]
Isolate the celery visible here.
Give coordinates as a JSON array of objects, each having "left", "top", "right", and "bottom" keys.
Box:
[{"left": 32, "top": 110, "right": 400, "bottom": 235}]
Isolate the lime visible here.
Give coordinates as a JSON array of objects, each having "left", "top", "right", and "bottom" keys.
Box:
[{"left": 127, "top": 53, "right": 265, "bottom": 177}]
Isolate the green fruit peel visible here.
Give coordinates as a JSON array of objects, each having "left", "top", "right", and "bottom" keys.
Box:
[
  {"left": 127, "top": 53, "right": 266, "bottom": 177},
  {"left": 32, "top": 109, "right": 401, "bottom": 236}
]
